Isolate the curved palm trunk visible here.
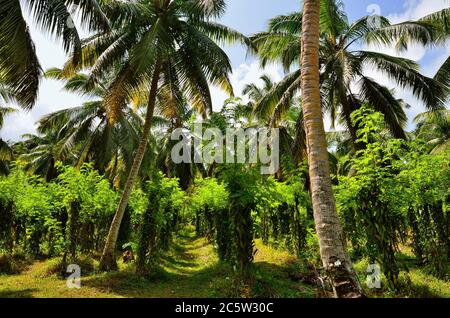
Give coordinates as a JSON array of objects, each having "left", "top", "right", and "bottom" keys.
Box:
[
  {"left": 300, "top": 0, "right": 363, "bottom": 298},
  {"left": 99, "top": 61, "right": 162, "bottom": 271}
]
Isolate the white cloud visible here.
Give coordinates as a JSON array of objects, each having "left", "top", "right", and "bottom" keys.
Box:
[
  {"left": 364, "top": 0, "right": 450, "bottom": 63},
  {"left": 387, "top": 0, "right": 450, "bottom": 22},
  {"left": 361, "top": 0, "right": 450, "bottom": 130},
  {"left": 211, "top": 61, "right": 283, "bottom": 111},
  {"left": 0, "top": 8, "right": 87, "bottom": 142},
  {"left": 3, "top": 60, "right": 285, "bottom": 141},
  {"left": 381, "top": 0, "right": 450, "bottom": 75},
  {"left": 1, "top": 79, "right": 85, "bottom": 142}
]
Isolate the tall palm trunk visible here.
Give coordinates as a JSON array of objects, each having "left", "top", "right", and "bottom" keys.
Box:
[
  {"left": 300, "top": 0, "right": 363, "bottom": 298},
  {"left": 99, "top": 61, "right": 162, "bottom": 271}
]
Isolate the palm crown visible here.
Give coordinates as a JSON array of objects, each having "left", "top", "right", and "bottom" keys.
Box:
[
  {"left": 34, "top": 67, "right": 144, "bottom": 183},
  {"left": 251, "top": 0, "right": 447, "bottom": 145},
  {"left": 61, "top": 0, "right": 249, "bottom": 122}
]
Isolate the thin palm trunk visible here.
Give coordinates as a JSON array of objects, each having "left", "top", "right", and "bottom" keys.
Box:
[
  {"left": 99, "top": 61, "right": 162, "bottom": 271},
  {"left": 300, "top": 0, "right": 363, "bottom": 298}
]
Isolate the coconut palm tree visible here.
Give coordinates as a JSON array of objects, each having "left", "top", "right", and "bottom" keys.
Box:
[
  {"left": 0, "top": 0, "right": 109, "bottom": 109},
  {"left": 40, "top": 68, "right": 144, "bottom": 186},
  {"left": 65, "top": 0, "right": 250, "bottom": 270},
  {"left": 418, "top": 7, "right": 450, "bottom": 94},
  {"left": 301, "top": 0, "right": 363, "bottom": 298},
  {"left": 149, "top": 84, "right": 207, "bottom": 190},
  {"left": 0, "top": 92, "right": 16, "bottom": 129},
  {"left": 252, "top": 0, "right": 447, "bottom": 150},
  {"left": 398, "top": 7, "right": 450, "bottom": 154},
  {"left": 413, "top": 110, "right": 450, "bottom": 154},
  {"left": 242, "top": 75, "right": 307, "bottom": 171},
  {"left": 0, "top": 85, "right": 17, "bottom": 175},
  {"left": 242, "top": 74, "right": 276, "bottom": 112},
  {"left": 19, "top": 131, "right": 64, "bottom": 181}
]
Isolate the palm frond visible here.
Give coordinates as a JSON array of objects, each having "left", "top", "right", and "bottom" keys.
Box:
[
  {"left": 253, "top": 69, "right": 300, "bottom": 123},
  {"left": 0, "top": 0, "right": 42, "bottom": 109},
  {"left": 434, "top": 55, "right": 450, "bottom": 91},
  {"left": 358, "top": 76, "right": 407, "bottom": 139},
  {"left": 359, "top": 50, "right": 447, "bottom": 111},
  {"left": 320, "top": 0, "right": 348, "bottom": 38},
  {"left": 365, "top": 21, "right": 437, "bottom": 49},
  {"left": 26, "top": 0, "right": 83, "bottom": 63},
  {"left": 420, "top": 7, "right": 450, "bottom": 41},
  {"left": 0, "top": 106, "right": 17, "bottom": 129}
]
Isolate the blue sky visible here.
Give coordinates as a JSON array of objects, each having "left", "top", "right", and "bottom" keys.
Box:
[
  {"left": 221, "top": 0, "right": 448, "bottom": 68},
  {"left": 221, "top": 0, "right": 401, "bottom": 65},
  {"left": 2, "top": 0, "right": 450, "bottom": 141}
]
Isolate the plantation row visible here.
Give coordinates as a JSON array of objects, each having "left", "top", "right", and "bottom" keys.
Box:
[
  {"left": 0, "top": 162, "right": 311, "bottom": 273},
  {"left": 1, "top": 109, "right": 448, "bottom": 290}
]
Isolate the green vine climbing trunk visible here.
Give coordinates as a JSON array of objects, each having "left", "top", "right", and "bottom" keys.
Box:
[
  {"left": 215, "top": 208, "right": 232, "bottom": 262},
  {"left": 231, "top": 203, "right": 254, "bottom": 271}
]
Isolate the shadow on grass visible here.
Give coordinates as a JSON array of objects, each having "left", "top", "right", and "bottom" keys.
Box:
[
  {"left": 396, "top": 252, "right": 419, "bottom": 268},
  {"left": 81, "top": 259, "right": 318, "bottom": 298},
  {"left": 81, "top": 262, "right": 227, "bottom": 298},
  {"left": 0, "top": 254, "right": 32, "bottom": 275},
  {"left": 80, "top": 233, "right": 224, "bottom": 297},
  {"left": 160, "top": 255, "right": 197, "bottom": 273},
  {"left": 47, "top": 233, "right": 320, "bottom": 298},
  {"left": 254, "top": 261, "right": 319, "bottom": 298},
  {"left": 0, "top": 288, "right": 37, "bottom": 298},
  {"left": 404, "top": 282, "right": 443, "bottom": 298}
]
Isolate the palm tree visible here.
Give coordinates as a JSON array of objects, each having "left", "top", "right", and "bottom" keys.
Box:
[
  {"left": 400, "top": 7, "right": 450, "bottom": 154},
  {"left": 413, "top": 110, "right": 450, "bottom": 154},
  {"left": 151, "top": 87, "right": 206, "bottom": 190},
  {"left": 0, "top": 85, "right": 17, "bottom": 175},
  {"left": 66, "top": 0, "right": 250, "bottom": 271},
  {"left": 242, "top": 74, "right": 276, "bottom": 112},
  {"left": 242, "top": 75, "right": 307, "bottom": 175},
  {"left": 0, "top": 117, "right": 15, "bottom": 175},
  {"left": 252, "top": 0, "right": 447, "bottom": 150},
  {"left": 20, "top": 131, "right": 64, "bottom": 181},
  {"left": 243, "top": 74, "right": 308, "bottom": 166},
  {"left": 40, "top": 68, "right": 144, "bottom": 186},
  {"left": 0, "top": 0, "right": 109, "bottom": 109},
  {"left": 418, "top": 7, "right": 450, "bottom": 94},
  {"left": 301, "top": 0, "right": 363, "bottom": 298}
]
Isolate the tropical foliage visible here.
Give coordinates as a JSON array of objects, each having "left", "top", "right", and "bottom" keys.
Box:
[
  {"left": 251, "top": 0, "right": 446, "bottom": 147},
  {"left": 0, "top": 0, "right": 449, "bottom": 298}
]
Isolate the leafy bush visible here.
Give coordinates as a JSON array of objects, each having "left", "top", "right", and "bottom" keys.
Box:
[
  {"left": 0, "top": 163, "right": 118, "bottom": 259},
  {"left": 190, "top": 177, "right": 230, "bottom": 261},
  {"left": 335, "top": 107, "right": 450, "bottom": 288},
  {"left": 136, "top": 172, "right": 186, "bottom": 275},
  {"left": 398, "top": 144, "right": 450, "bottom": 277}
]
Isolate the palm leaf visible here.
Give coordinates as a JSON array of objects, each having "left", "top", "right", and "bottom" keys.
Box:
[
  {"left": 0, "top": 0, "right": 42, "bottom": 109},
  {"left": 358, "top": 76, "right": 407, "bottom": 139}
]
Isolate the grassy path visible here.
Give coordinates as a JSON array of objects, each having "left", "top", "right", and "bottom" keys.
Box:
[{"left": 0, "top": 232, "right": 316, "bottom": 298}]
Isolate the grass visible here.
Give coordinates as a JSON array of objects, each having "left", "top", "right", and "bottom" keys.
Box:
[
  {"left": 353, "top": 245, "right": 450, "bottom": 298},
  {"left": 0, "top": 231, "right": 318, "bottom": 298},
  {"left": 1, "top": 233, "right": 448, "bottom": 298}
]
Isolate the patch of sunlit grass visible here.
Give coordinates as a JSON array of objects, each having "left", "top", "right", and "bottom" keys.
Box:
[{"left": 0, "top": 234, "right": 319, "bottom": 298}]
